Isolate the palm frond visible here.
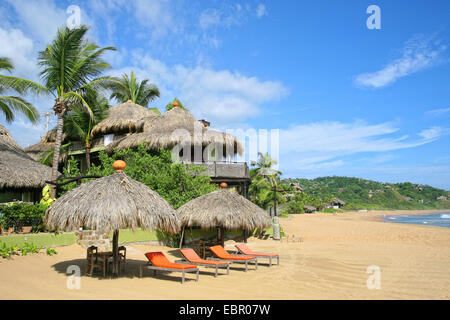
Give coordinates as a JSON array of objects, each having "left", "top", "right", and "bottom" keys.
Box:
[{"left": 0, "top": 96, "right": 40, "bottom": 123}]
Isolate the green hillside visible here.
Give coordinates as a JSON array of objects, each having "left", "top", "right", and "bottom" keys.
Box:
[{"left": 283, "top": 176, "right": 450, "bottom": 210}]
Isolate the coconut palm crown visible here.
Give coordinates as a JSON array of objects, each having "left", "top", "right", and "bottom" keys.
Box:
[
  {"left": 107, "top": 71, "right": 160, "bottom": 109},
  {"left": 38, "top": 25, "right": 116, "bottom": 197}
]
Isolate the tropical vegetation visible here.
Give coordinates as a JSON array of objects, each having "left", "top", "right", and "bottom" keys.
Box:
[
  {"left": 60, "top": 144, "right": 218, "bottom": 209},
  {"left": 284, "top": 176, "right": 450, "bottom": 210},
  {"left": 0, "top": 57, "right": 44, "bottom": 124},
  {"left": 106, "top": 71, "right": 160, "bottom": 110},
  {"left": 37, "top": 25, "right": 116, "bottom": 197}
]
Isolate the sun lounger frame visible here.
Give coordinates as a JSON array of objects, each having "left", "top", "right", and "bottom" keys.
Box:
[
  {"left": 235, "top": 245, "right": 280, "bottom": 266},
  {"left": 207, "top": 256, "right": 258, "bottom": 272},
  {"left": 175, "top": 259, "right": 230, "bottom": 277},
  {"left": 139, "top": 262, "right": 199, "bottom": 284}
]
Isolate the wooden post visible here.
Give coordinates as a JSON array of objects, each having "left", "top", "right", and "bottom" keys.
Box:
[
  {"left": 112, "top": 229, "right": 119, "bottom": 276},
  {"left": 179, "top": 226, "right": 185, "bottom": 249}
]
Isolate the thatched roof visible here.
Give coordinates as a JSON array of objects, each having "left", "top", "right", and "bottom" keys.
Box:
[
  {"left": 106, "top": 107, "right": 244, "bottom": 156},
  {"left": 91, "top": 101, "right": 158, "bottom": 136},
  {"left": 176, "top": 188, "right": 272, "bottom": 231},
  {"left": 44, "top": 171, "right": 180, "bottom": 234},
  {"left": 0, "top": 124, "right": 53, "bottom": 190},
  {"left": 24, "top": 129, "right": 68, "bottom": 162}
]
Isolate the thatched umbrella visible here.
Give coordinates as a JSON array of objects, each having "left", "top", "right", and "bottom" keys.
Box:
[
  {"left": 91, "top": 100, "right": 158, "bottom": 137},
  {"left": 0, "top": 124, "right": 53, "bottom": 190},
  {"left": 44, "top": 160, "right": 180, "bottom": 276},
  {"left": 105, "top": 106, "right": 243, "bottom": 157},
  {"left": 176, "top": 183, "right": 272, "bottom": 246}
]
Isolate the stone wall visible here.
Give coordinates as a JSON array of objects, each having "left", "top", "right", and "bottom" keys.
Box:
[{"left": 75, "top": 230, "right": 111, "bottom": 251}]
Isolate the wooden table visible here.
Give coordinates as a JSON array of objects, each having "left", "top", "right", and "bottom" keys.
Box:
[{"left": 93, "top": 251, "right": 113, "bottom": 276}]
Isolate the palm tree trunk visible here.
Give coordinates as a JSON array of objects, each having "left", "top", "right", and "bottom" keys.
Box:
[
  {"left": 50, "top": 109, "right": 64, "bottom": 198},
  {"left": 84, "top": 142, "right": 91, "bottom": 172}
]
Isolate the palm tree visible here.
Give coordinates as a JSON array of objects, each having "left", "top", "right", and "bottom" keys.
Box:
[
  {"left": 0, "top": 57, "right": 45, "bottom": 123},
  {"left": 63, "top": 89, "right": 110, "bottom": 171},
  {"left": 38, "top": 25, "right": 116, "bottom": 197},
  {"left": 250, "top": 152, "right": 284, "bottom": 214},
  {"left": 165, "top": 97, "right": 187, "bottom": 111},
  {"left": 107, "top": 71, "right": 160, "bottom": 107}
]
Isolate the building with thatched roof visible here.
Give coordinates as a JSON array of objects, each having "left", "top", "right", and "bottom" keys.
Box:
[
  {"left": 0, "top": 124, "right": 53, "bottom": 203},
  {"left": 24, "top": 128, "right": 68, "bottom": 163},
  {"left": 106, "top": 107, "right": 243, "bottom": 157},
  {"left": 25, "top": 101, "right": 249, "bottom": 194}
]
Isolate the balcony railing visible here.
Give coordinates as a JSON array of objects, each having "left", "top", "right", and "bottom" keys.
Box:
[{"left": 183, "top": 161, "right": 250, "bottom": 180}]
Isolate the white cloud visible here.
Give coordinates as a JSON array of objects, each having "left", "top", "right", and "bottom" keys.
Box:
[
  {"left": 199, "top": 9, "right": 222, "bottom": 29},
  {"left": 0, "top": 27, "right": 40, "bottom": 80},
  {"left": 113, "top": 53, "right": 289, "bottom": 125},
  {"left": 256, "top": 4, "right": 267, "bottom": 18},
  {"left": 273, "top": 121, "right": 448, "bottom": 179},
  {"left": 5, "top": 0, "right": 66, "bottom": 44},
  {"left": 418, "top": 126, "right": 449, "bottom": 140},
  {"left": 355, "top": 35, "right": 446, "bottom": 88},
  {"left": 426, "top": 107, "right": 450, "bottom": 117}
]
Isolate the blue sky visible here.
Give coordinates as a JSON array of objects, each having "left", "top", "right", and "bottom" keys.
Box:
[{"left": 1, "top": 0, "right": 449, "bottom": 189}]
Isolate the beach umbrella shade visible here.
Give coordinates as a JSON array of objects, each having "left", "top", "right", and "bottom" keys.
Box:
[
  {"left": 44, "top": 160, "right": 180, "bottom": 276},
  {"left": 176, "top": 183, "right": 272, "bottom": 246}
]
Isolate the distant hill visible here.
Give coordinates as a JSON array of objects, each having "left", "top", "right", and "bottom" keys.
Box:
[{"left": 283, "top": 176, "right": 450, "bottom": 210}]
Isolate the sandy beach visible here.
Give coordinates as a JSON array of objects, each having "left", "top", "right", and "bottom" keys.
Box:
[{"left": 1, "top": 210, "right": 449, "bottom": 300}]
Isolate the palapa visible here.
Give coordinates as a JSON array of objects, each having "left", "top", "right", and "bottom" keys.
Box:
[
  {"left": 177, "top": 185, "right": 272, "bottom": 246},
  {"left": 44, "top": 160, "right": 180, "bottom": 276},
  {"left": 0, "top": 124, "right": 53, "bottom": 190}
]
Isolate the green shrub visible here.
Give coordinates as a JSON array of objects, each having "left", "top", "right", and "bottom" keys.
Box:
[
  {"left": 286, "top": 201, "right": 305, "bottom": 214},
  {"left": 0, "top": 203, "right": 48, "bottom": 232}
]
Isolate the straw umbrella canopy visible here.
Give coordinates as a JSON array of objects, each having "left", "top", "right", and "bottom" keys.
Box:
[
  {"left": 0, "top": 124, "right": 53, "bottom": 190},
  {"left": 91, "top": 100, "right": 158, "bottom": 137},
  {"left": 105, "top": 106, "right": 243, "bottom": 156},
  {"left": 44, "top": 160, "right": 180, "bottom": 276},
  {"left": 176, "top": 184, "right": 272, "bottom": 246}
]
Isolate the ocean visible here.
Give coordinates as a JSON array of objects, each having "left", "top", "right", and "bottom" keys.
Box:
[{"left": 383, "top": 212, "right": 450, "bottom": 228}]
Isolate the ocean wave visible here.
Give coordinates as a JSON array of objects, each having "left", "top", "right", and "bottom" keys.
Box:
[{"left": 440, "top": 214, "right": 450, "bottom": 219}]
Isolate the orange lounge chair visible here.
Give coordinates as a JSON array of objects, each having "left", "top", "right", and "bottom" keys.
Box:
[
  {"left": 235, "top": 243, "right": 280, "bottom": 266},
  {"left": 209, "top": 245, "right": 257, "bottom": 272},
  {"left": 176, "top": 248, "right": 230, "bottom": 277},
  {"left": 139, "top": 252, "right": 199, "bottom": 284}
]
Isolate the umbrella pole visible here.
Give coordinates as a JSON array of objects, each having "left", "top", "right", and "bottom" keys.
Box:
[{"left": 112, "top": 229, "right": 119, "bottom": 277}]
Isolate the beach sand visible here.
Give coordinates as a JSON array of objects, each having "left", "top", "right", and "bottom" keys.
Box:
[{"left": 1, "top": 210, "right": 449, "bottom": 300}]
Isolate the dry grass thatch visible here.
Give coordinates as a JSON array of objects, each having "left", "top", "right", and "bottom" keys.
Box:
[
  {"left": 44, "top": 172, "right": 181, "bottom": 234},
  {"left": 176, "top": 188, "right": 272, "bottom": 231},
  {"left": 0, "top": 124, "right": 53, "bottom": 190},
  {"left": 24, "top": 128, "right": 68, "bottom": 162},
  {"left": 105, "top": 107, "right": 244, "bottom": 156},
  {"left": 91, "top": 101, "right": 158, "bottom": 136}
]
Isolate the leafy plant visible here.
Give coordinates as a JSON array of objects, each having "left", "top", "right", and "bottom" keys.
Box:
[
  {"left": 0, "top": 203, "right": 48, "bottom": 232},
  {"left": 46, "top": 248, "right": 58, "bottom": 256},
  {"left": 61, "top": 145, "right": 218, "bottom": 209}
]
